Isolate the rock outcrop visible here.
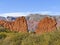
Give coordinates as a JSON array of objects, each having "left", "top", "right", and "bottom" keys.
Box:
[
  {"left": 0, "top": 16, "right": 28, "bottom": 32},
  {"left": 35, "top": 17, "right": 57, "bottom": 34}
]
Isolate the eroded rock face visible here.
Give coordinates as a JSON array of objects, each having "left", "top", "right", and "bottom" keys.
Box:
[
  {"left": 0, "top": 16, "right": 28, "bottom": 32},
  {"left": 13, "top": 17, "right": 28, "bottom": 32},
  {"left": 35, "top": 17, "right": 57, "bottom": 34}
]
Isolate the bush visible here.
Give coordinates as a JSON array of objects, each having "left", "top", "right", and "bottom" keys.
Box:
[
  {"left": 0, "top": 32, "right": 29, "bottom": 45},
  {"left": 0, "top": 28, "right": 60, "bottom": 45},
  {"left": 0, "top": 27, "right": 11, "bottom": 33},
  {"left": 0, "top": 27, "right": 18, "bottom": 33},
  {"left": 0, "top": 33, "right": 7, "bottom": 39},
  {"left": 21, "top": 30, "right": 60, "bottom": 45}
]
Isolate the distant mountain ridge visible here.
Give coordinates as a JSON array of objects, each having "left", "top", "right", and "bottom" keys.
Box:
[
  {"left": 0, "top": 16, "right": 16, "bottom": 21},
  {"left": 0, "top": 16, "right": 6, "bottom": 20}
]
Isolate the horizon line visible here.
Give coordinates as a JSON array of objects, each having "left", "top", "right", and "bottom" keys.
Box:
[{"left": 0, "top": 11, "right": 60, "bottom": 17}]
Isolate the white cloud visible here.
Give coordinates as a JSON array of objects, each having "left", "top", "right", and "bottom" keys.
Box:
[
  {"left": 39, "top": 11, "right": 52, "bottom": 14},
  {"left": 0, "top": 12, "right": 29, "bottom": 17},
  {"left": 0, "top": 11, "right": 60, "bottom": 17},
  {"left": 36, "top": 11, "right": 60, "bottom": 15}
]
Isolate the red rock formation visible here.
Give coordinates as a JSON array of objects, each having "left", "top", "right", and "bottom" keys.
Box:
[
  {"left": 35, "top": 17, "right": 57, "bottom": 34},
  {"left": 13, "top": 17, "right": 28, "bottom": 32},
  {"left": 0, "top": 16, "right": 28, "bottom": 32}
]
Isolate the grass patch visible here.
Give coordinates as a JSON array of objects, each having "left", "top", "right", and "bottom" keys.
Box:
[{"left": 0, "top": 27, "right": 60, "bottom": 45}]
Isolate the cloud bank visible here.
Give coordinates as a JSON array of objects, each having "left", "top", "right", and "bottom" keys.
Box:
[
  {"left": 0, "top": 12, "right": 29, "bottom": 17},
  {"left": 0, "top": 11, "right": 60, "bottom": 17}
]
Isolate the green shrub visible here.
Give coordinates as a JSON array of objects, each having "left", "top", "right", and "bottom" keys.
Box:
[
  {"left": 0, "top": 33, "right": 29, "bottom": 45},
  {"left": 0, "top": 27, "right": 11, "bottom": 33},
  {"left": 0, "top": 27, "right": 18, "bottom": 33},
  {"left": 0, "top": 33, "right": 7, "bottom": 39},
  {"left": 0, "top": 28, "right": 60, "bottom": 45},
  {"left": 21, "top": 30, "right": 60, "bottom": 45}
]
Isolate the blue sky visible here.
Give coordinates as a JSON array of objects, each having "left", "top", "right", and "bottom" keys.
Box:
[{"left": 0, "top": 0, "right": 60, "bottom": 16}]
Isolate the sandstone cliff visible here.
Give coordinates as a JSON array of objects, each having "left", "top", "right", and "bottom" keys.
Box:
[
  {"left": 0, "top": 16, "right": 28, "bottom": 32},
  {"left": 35, "top": 17, "right": 57, "bottom": 34}
]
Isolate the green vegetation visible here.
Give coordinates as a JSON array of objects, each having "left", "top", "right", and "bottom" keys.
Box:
[{"left": 0, "top": 27, "right": 60, "bottom": 45}]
